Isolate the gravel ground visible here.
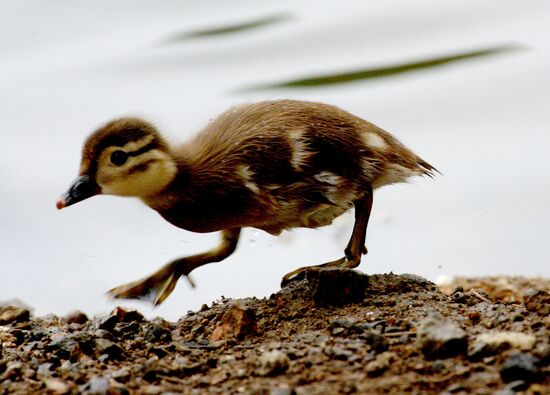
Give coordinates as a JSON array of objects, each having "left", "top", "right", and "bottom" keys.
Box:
[{"left": 1, "top": 271, "right": 548, "bottom": 394}]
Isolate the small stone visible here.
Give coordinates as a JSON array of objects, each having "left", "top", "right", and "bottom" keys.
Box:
[
  {"left": 44, "top": 378, "right": 69, "bottom": 394},
  {"left": 469, "top": 332, "right": 536, "bottom": 359},
  {"left": 96, "top": 315, "right": 118, "bottom": 332},
  {"left": 523, "top": 289, "right": 550, "bottom": 316},
  {"left": 94, "top": 339, "right": 124, "bottom": 360},
  {"left": 445, "top": 382, "right": 466, "bottom": 393},
  {"left": 93, "top": 329, "right": 113, "bottom": 340},
  {"left": 270, "top": 388, "right": 296, "bottom": 395},
  {"left": 80, "top": 377, "right": 128, "bottom": 395},
  {"left": 111, "top": 307, "right": 144, "bottom": 323},
  {"left": 81, "top": 377, "right": 109, "bottom": 394},
  {"left": 144, "top": 322, "right": 172, "bottom": 343},
  {"left": 431, "top": 360, "right": 446, "bottom": 373},
  {"left": 365, "top": 351, "right": 395, "bottom": 377},
  {"left": 71, "top": 332, "right": 95, "bottom": 355},
  {"left": 116, "top": 321, "right": 140, "bottom": 338},
  {"left": 0, "top": 306, "right": 30, "bottom": 325},
  {"left": 500, "top": 352, "right": 541, "bottom": 383},
  {"left": 451, "top": 291, "right": 466, "bottom": 304},
  {"left": 416, "top": 313, "right": 467, "bottom": 359},
  {"left": 141, "top": 385, "right": 162, "bottom": 395},
  {"left": 147, "top": 345, "right": 169, "bottom": 358},
  {"left": 503, "top": 380, "right": 529, "bottom": 392},
  {"left": 64, "top": 310, "right": 88, "bottom": 325},
  {"left": 47, "top": 336, "right": 81, "bottom": 361},
  {"left": 324, "top": 346, "right": 353, "bottom": 361},
  {"left": 361, "top": 331, "right": 389, "bottom": 354},
  {"left": 0, "top": 361, "right": 23, "bottom": 381},
  {"left": 211, "top": 302, "right": 257, "bottom": 341},
  {"left": 111, "top": 367, "right": 131, "bottom": 383},
  {"left": 310, "top": 268, "right": 368, "bottom": 307},
  {"left": 58, "top": 360, "right": 78, "bottom": 374},
  {"left": 37, "top": 362, "right": 54, "bottom": 376},
  {"left": 331, "top": 327, "right": 346, "bottom": 336},
  {"left": 257, "top": 350, "right": 290, "bottom": 376}
]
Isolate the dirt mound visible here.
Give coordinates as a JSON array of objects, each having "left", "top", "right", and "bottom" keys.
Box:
[{"left": 1, "top": 271, "right": 548, "bottom": 394}]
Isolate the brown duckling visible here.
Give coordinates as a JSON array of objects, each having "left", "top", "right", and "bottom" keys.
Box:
[{"left": 56, "top": 100, "right": 436, "bottom": 305}]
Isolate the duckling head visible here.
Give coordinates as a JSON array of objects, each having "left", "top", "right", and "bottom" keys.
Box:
[{"left": 57, "top": 118, "right": 177, "bottom": 209}]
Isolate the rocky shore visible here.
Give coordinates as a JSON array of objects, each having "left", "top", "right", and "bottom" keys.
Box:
[{"left": 1, "top": 271, "right": 548, "bottom": 394}]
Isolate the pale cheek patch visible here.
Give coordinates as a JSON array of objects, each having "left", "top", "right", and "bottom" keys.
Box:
[
  {"left": 98, "top": 150, "right": 177, "bottom": 197},
  {"left": 288, "top": 129, "right": 313, "bottom": 171},
  {"left": 237, "top": 165, "right": 260, "bottom": 194},
  {"left": 362, "top": 132, "right": 387, "bottom": 150}
]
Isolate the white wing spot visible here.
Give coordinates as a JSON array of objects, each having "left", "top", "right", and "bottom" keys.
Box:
[
  {"left": 237, "top": 165, "right": 260, "bottom": 194},
  {"left": 313, "top": 172, "right": 357, "bottom": 206},
  {"left": 361, "top": 157, "right": 381, "bottom": 180},
  {"left": 314, "top": 171, "right": 343, "bottom": 186},
  {"left": 362, "top": 132, "right": 387, "bottom": 150},
  {"left": 288, "top": 129, "right": 313, "bottom": 171}
]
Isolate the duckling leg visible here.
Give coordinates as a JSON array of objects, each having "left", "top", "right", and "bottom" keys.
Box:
[
  {"left": 281, "top": 186, "right": 373, "bottom": 286},
  {"left": 108, "top": 228, "right": 241, "bottom": 306}
]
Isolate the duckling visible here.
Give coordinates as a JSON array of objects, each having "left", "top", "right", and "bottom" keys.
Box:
[{"left": 56, "top": 100, "right": 437, "bottom": 306}]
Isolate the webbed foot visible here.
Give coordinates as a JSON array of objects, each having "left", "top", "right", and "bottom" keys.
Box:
[
  {"left": 281, "top": 256, "right": 362, "bottom": 287},
  {"left": 107, "top": 263, "right": 194, "bottom": 306}
]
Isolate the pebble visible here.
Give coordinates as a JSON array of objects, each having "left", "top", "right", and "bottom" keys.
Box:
[
  {"left": 469, "top": 331, "right": 536, "bottom": 359},
  {"left": 44, "top": 378, "right": 70, "bottom": 394},
  {"left": 144, "top": 322, "right": 172, "bottom": 343},
  {"left": 503, "top": 380, "right": 529, "bottom": 392},
  {"left": 310, "top": 268, "right": 368, "bottom": 307},
  {"left": 97, "top": 315, "right": 118, "bottom": 332},
  {"left": 80, "top": 377, "right": 129, "bottom": 395},
  {"left": 500, "top": 352, "right": 542, "bottom": 383},
  {"left": 112, "top": 307, "right": 144, "bottom": 323},
  {"left": 81, "top": 377, "right": 110, "bottom": 395},
  {"left": 94, "top": 338, "right": 125, "bottom": 360},
  {"left": 0, "top": 306, "right": 30, "bottom": 324},
  {"left": 37, "top": 362, "right": 54, "bottom": 376},
  {"left": 416, "top": 313, "right": 468, "bottom": 359},
  {"left": 270, "top": 388, "right": 296, "bottom": 395},
  {"left": 365, "top": 351, "right": 395, "bottom": 377},
  {"left": 47, "top": 335, "right": 81, "bottom": 360},
  {"left": 211, "top": 302, "right": 257, "bottom": 341},
  {"left": 257, "top": 350, "right": 290, "bottom": 376},
  {"left": 523, "top": 288, "right": 550, "bottom": 316},
  {"left": 64, "top": 310, "right": 89, "bottom": 325},
  {"left": 0, "top": 361, "right": 23, "bottom": 381}
]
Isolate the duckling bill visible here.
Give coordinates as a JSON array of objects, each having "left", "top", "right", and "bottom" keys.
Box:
[{"left": 57, "top": 100, "right": 437, "bottom": 306}]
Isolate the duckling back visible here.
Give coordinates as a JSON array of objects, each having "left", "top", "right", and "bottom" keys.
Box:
[{"left": 161, "top": 100, "right": 435, "bottom": 234}]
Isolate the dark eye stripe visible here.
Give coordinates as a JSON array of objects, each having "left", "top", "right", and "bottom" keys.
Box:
[
  {"left": 125, "top": 159, "right": 156, "bottom": 176},
  {"left": 127, "top": 141, "right": 157, "bottom": 157}
]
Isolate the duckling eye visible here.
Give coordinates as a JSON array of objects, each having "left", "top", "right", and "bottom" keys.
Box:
[{"left": 110, "top": 150, "right": 128, "bottom": 166}]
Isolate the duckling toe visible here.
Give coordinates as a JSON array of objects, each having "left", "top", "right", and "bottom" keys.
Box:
[
  {"left": 107, "top": 270, "right": 195, "bottom": 306},
  {"left": 280, "top": 257, "right": 349, "bottom": 287}
]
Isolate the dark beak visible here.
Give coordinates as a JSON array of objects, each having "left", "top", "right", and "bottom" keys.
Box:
[{"left": 56, "top": 175, "right": 100, "bottom": 209}]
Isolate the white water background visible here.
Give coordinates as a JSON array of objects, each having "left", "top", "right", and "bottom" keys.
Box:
[{"left": 1, "top": 0, "right": 549, "bottom": 320}]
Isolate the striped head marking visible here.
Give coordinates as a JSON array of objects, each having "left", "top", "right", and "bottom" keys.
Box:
[{"left": 81, "top": 118, "right": 177, "bottom": 198}]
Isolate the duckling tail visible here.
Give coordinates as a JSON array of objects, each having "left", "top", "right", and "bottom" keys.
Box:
[{"left": 417, "top": 158, "right": 440, "bottom": 179}]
